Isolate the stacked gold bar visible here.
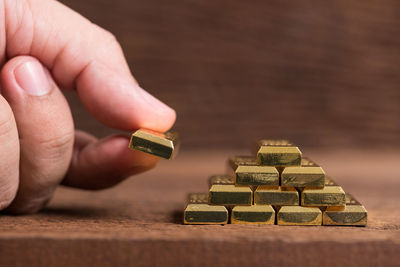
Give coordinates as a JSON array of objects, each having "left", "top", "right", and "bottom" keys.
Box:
[{"left": 183, "top": 139, "right": 367, "bottom": 226}]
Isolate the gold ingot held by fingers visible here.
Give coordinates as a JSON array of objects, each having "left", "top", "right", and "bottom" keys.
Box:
[{"left": 129, "top": 128, "right": 179, "bottom": 159}]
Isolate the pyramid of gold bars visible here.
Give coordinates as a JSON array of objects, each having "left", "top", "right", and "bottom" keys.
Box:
[{"left": 184, "top": 140, "right": 367, "bottom": 226}]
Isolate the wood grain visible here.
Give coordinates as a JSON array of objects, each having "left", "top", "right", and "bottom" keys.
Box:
[
  {"left": 57, "top": 0, "right": 400, "bottom": 149},
  {"left": 0, "top": 149, "right": 399, "bottom": 266}
]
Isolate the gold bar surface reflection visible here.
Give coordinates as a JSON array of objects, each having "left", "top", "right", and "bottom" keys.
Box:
[
  {"left": 254, "top": 186, "right": 299, "bottom": 206},
  {"left": 129, "top": 128, "right": 179, "bottom": 159},
  {"left": 323, "top": 194, "right": 367, "bottom": 226},
  {"left": 256, "top": 140, "right": 302, "bottom": 167},
  {"left": 184, "top": 204, "right": 228, "bottom": 225},
  {"left": 231, "top": 205, "right": 275, "bottom": 224},
  {"left": 209, "top": 185, "right": 252, "bottom": 206},
  {"left": 281, "top": 157, "right": 325, "bottom": 188},
  {"left": 277, "top": 206, "right": 322, "bottom": 225},
  {"left": 302, "top": 186, "right": 346, "bottom": 207},
  {"left": 228, "top": 156, "right": 279, "bottom": 186}
]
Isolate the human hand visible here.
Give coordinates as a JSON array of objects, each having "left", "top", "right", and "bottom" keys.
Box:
[{"left": 0, "top": 0, "right": 176, "bottom": 213}]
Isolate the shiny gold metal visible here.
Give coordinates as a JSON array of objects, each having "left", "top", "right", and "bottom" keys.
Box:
[
  {"left": 254, "top": 186, "right": 299, "bottom": 206},
  {"left": 129, "top": 128, "right": 179, "bottom": 159},
  {"left": 209, "top": 185, "right": 252, "bottom": 206},
  {"left": 228, "top": 156, "right": 279, "bottom": 186},
  {"left": 184, "top": 204, "right": 228, "bottom": 224},
  {"left": 318, "top": 176, "right": 344, "bottom": 210},
  {"left": 281, "top": 161, "right": 325, "bottom": 188},
  {"left": 256, "top": 140, "right": 302, "bottom": 167},
  {"left": 323, "top": 194, "right": 367, "bottom": 226},
  {"left": 302, "top": 186, "right": 346, "bottom": 207},
  {"left": 231, "top": 205, "right": 275, "bottom": 224},
  {"left": 208, "top": 175, "right": 234, "bottom": 187},
  {"left": 228, "top": 156, "right": 258, "bottom": 171},
  {"left": 300, "top": 157, "right": 319, "bottom": 167},
  {"left": 324, "top": 176, "right": 338, "bottom": 186},
  {"left": 277, "top": 206, "right": 322, "bottom": 225},
  {"left": 187, "top": 193, "right": 208, "bottom": 204}
]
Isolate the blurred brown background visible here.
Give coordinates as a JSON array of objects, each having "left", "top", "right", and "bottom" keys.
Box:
[{"left": 60, "top": 0, "right": 400, "bottom": 150}]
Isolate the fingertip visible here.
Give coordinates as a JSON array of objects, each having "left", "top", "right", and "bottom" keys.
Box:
[
  {"left": 134, "top": 86, "right": 177, "bottom": 132},
  {"left": 77, "top": 61, "right": 176, "bottom": 132}
]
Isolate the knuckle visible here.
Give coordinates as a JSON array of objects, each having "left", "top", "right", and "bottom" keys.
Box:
[
  {"left": 4, "top": 0, "right": 35, "bottom": 55},
  {"left": 91, "top": 24, "right": 122, "bottom": 54},
  {"left": 96, "top": 26, "right": 118, "bottom": 44}
]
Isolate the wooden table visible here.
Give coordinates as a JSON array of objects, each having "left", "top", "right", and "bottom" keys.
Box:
[{"left": 0, "top": 149, "right": 399, "bottom": 266}]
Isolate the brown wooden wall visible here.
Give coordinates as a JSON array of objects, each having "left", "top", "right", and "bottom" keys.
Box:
[{"left": 60, "top": 0, "right": 400, "bottom": 150}]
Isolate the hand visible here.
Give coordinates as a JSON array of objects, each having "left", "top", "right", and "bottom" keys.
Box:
[{"left": 0, "top": 0, "right": 176, "bottom": 213}]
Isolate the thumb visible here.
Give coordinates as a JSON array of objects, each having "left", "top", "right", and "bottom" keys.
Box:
[{"left": 3, "top": 0, "right": 176, "bottom": 132}]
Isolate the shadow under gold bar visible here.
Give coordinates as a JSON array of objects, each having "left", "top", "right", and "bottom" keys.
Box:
[
  {"left": 277, "top": 206, "right": 322, "bottom": 225},
  {"left": 254, "top": 186, "right": 299, "bottom": 206},
  {"left": 256, "top": 139, "right": 302, "bottom": 167},
  {"left": 323, "top": 193, "right": 367, "bottom": 226},
  {"left": 129, "top": 128, "right": 179, "bottom": 159},
  {"left": 228, "top": 156, "right": 279, "bottom": 186},
  {"left": 209, "top": 185, "right": 252, "bottom": 206},
  {"left": 231, "top": 205, "right": 275, "bottom": 224},
  {"left": 281, "top": 157, "right": 325, "bottom": 188},
  {"left": 184, "top": 193, "right": 228, "bottom": 224}
]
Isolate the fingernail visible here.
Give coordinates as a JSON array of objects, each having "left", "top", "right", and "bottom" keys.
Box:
[
  {"left": 137, "top": 86, "right": 175, "bottom": 114},
  {"left": 14, "top": 61, "right": 51, "bottom": 96}
]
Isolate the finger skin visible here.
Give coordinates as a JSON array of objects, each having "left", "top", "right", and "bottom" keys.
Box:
[
  {"left": 0, "top": 96, "right": 19, "bottom": 210},
  {"left": 1, "top": 56, "right": 74, "bottom": 213},
  {"left": 63, "top": 131, "right": 159, "bottom": 190},
  {"left": 3, "top": 0, "right": 176, "bottom": 132}
]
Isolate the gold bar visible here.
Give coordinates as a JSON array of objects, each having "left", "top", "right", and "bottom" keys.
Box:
[
  {"left": 231, "top": 205, "right": 275, "bottom": 224},
  {"left": 129, "top": 128, "right": 179, "bottom": 159},
  {"left": 228, "top": 156, "right": 279, "bottom": 186},
  {"left": 208, "top": 175, "right": 234, "bottom": 187},
  {"left": 277, "top": 206, "right": 322, "bottom": 225},
  {"left": 325, "top": 176, "right": 338, "bottom": 186},
  {"left": 184, "top": 204, "right": 228, "bottom": 224},
  {"left": 318, "top": 176, "right": 344, "bottom": 210},
  {"left": 254, "top": 186, "right": 299, "bottom": 206},
  {"left": 209, "top": 185, "right": 252, "bottom": 206},
  {"left": 187, "top": 193, "right": 208, "bottom": 204},
  {"left": 281, "top": 158, "right": 325, "bottom": 188},
  {"left": 301, "top": 186, "right": 346, "bottom": 207},
  {"left": 323, "top": 194, "right": 367, "bottom": 226},
  {"left": 228, "top": 156, "right": 258, "bottom": 171},
  {"left": 236, "top": 166, "right": 279, "bottom": 186},
  {"left": 256, "top": 140, "right": 302, "bottom": 167}
]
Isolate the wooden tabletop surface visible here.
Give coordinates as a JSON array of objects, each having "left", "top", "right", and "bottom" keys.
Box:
[{"left": 0, "top": 149, "right": 399, "bottom": 266}]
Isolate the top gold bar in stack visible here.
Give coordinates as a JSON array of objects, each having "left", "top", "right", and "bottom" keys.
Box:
[{"left": 184, "top": 139, "right": 367, "bottom": 226}]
